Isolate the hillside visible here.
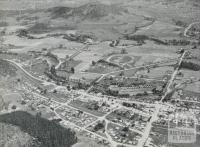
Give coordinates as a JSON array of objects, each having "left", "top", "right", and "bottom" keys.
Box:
[
  {"left": 0, "top": 111, "right": 77, "bottom": 147},
  {"left": 48, "top": 2, "right": 128, "bottom": 20},
  {"left": 1, "top": 0, "right": 200, "bottom": 40},
  {"left": 0, "top": 123, "right": 35, "bottom": 147},
  {"left": 11, "top": 2, "right": 143, "bottom": 40}
]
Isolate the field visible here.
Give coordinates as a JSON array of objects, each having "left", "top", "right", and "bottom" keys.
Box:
[
  {"left": 175, "top": 69, "right": 200, "bottom": 93},
  {"left": 73, "top": 135, "right": 107, "bottom": 147},
  {"left": 52, "top": 49, "right": 77, "bottom": 58},
  {"left": 23, "top": 59, "right": 49, "bottom": 77},
  {"left": 179, "top": 69, "right": 200, "bottom": 79},
  {"left": 135, "top": 20, "right": 182, "bottom": 38},
  {"left": 87, "top": 62, "right": 121, "bottom": 74},
  {"left": 135, "top": 66, "right": 174, "bottom": 80},
  {"left": 184, "top": 82, "right": 200, "bottom": 93},
  {"left": 0, "top": 92, "right": 26, "bottom": 112}
]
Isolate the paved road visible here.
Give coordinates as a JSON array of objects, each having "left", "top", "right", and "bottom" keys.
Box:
[
  {"left": 55, "top": 45, "right": 89, "bottom": 69},
  {"left": 138, "top": 51, "right": 187, "bottom": 147},
  {"left": 5, "top": 59, "right": 45, "bottom": 84},
  {"left": 96, "top": 58, "right": 177, "bottom": 83}
]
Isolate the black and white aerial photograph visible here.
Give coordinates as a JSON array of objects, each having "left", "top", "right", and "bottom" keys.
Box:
[{"left": 0, "top": 0, "right": 200, "bottom": 147}]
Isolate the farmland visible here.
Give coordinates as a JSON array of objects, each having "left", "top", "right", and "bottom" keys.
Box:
[{"left": 0, "top": 0, "right": 200, "bottom": 147}]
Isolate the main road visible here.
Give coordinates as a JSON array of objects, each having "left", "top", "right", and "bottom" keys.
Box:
[
  {"left": 138, "top": 51, "right": 187, "bottom": 147},
  {"left": 5, "top": 59, "right": 46, "bottom": 85}
]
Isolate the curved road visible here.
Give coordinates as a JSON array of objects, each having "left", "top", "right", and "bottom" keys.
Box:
[
  {"left": 4, "top": 59, "right": 54, "bottom": 87},
  {"left": 184, "top": 22, "right": 200, "bottom": 37}
]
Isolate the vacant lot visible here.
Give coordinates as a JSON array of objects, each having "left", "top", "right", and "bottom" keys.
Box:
[{"left": 135, "top": 66, "right": 174, "bottom": 80}]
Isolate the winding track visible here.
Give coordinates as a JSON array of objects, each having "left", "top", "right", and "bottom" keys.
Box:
[{"left": 184, "top": 22, "right": 200, "bottom": 37}]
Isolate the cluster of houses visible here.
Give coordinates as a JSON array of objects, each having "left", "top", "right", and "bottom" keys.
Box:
[
  {"left": 57, "top": 106, "right": 97, "bottom": 127},
  {"left": 107, "top": 108, "right": 150, "bottom": 132},
  {"left": 108, "top": 124, "right": 141, "bottom": 145}
]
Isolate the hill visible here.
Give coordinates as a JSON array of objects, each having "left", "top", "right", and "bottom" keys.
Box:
[
  {"left": 0, "top": 123, "right": 35, "bottom": 147},
  {"left": 0, "top": 111, "right": 77, "bottom": 147},
  {"left": 1, "top": 0, "right": 200, "bottom": 41},
  {"left": 48, "top": 2, "right": 127, "bottom": 20}
]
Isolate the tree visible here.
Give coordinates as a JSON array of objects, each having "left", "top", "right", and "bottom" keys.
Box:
[
  {"left": 53, "top": 89, "right": 57, "bottom": 93},
  {"left": 144, "top": 91, "right": 148, "bottom": 95},
  {"left": 0, "top": 28, "right": 6, "bottom": 35},
  {"left": 36, "top": 112, "right": 42, "bottom": 117},
  {"left": 121, "top": 49, "right": 127, "bottom": 54},
  {"left": 109, "top": 41, "right": 115, "bottom": 47},
  {"left": 21, "top": 100, "right": 26, "bottom": 105},
  {"left": 59, "top": 44, "right": 63, "bottom": 48},
  {"left": 147, "top": 67, "right": 150, "bottom": 73},
  {"left": 94, "top": 122, "right": 104, "bottom": 131},
  {"left": 71, "top": 67, "right": 75, "bottom": 73},
  {"left": 67, "top": 85, "right": 71, "bottom": 91},
  {"left": 11, "top": 105, "right": 17, "bottom": 110},
  {"left": 92, "top": 61, "right": 96, "bottom": 66},
  {"left": 42, "top": 89, "right": 47, "bottom": 95},
  {"left": 17, "top": 29, "right": 28, "bottom": 37},
  {"left": 180, "top": 61, "right": 200, "bottom": 71},
  {"left": 152, "top": 88, "right": 157, "bottom": 94},
  {"left": 122, "top": 127, "right": 129, "bottom": 132},
  {"left": 50, "top": 65, "right": 56, "bottom": 75},
  {"left": 42, "top": 48, "right": 47, "bottom": 51},
  {"left": 119, "top": 71, "right": 124, "bottom": 77}
]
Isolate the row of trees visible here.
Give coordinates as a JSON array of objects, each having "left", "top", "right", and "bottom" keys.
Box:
[
  {"left": 124, "top": 35, "right": 192, "bottom": 46},
  {"left": 165, "top": 39, "right": 191, "bottom": 46},
  {"left": 180, "top": 61, "right": 200, "bottom": 71}
]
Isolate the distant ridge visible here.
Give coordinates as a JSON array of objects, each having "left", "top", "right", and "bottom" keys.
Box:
[{"left": 47, "top": 2, "right": 128, "bottom": 20}]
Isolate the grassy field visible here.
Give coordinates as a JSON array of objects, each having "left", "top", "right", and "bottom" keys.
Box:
[
  {"left": 135, "top": 66, "right": 174, "bottom": 80},
  {"left": 184, "top": 82, "right": 200, "bottom": 93}
]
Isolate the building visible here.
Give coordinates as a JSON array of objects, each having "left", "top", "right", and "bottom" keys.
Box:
[{"left": 108, "top": 84, "right": 155, "bottom": 96}]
